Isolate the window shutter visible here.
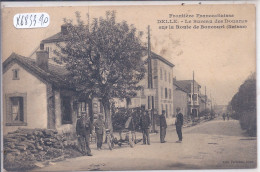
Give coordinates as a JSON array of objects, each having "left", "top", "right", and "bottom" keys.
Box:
[
  {"left": 6, "top": 96, "right": 11, "bottom": 123},
  {"left": 19, "top": 97, "right": 24, "bottom": 122}
]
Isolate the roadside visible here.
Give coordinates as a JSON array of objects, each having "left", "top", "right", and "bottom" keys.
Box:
[{"left": 35, "top": 118, "right": 257, "bottom": 171}]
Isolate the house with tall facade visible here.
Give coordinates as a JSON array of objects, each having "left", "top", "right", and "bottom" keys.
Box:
[
  {"left": 112, "top": 52, "right": 174, "bottom": 129},
  {"left": 172, "top": 79, "right": 189, "bottom": 117},
  {"left": 172, "top": 78, "right": 201, "bottom": 118},
  {"left": 121, "top": 52, "right": 174, "bottom": 116},
  {"left": 199, "top": 94, "right": 211, "bottom": 112}
]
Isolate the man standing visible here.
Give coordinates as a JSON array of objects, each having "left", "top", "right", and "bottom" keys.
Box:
[
  {"left": 175, "top": 107, "right": 183, "bottom": 143},
  {"left": 94, "top": 113, "right": 105, "bottom": 150},
  {"left": 76, "top": 112, "right": 93, "bottom": 156},
  {"left": 160, "top": 110, "right": 167, "bottom": 143},
  {"left": 222, "top": 113, "right": 226, "bottom": 121},
  {"left": 140, "top": 110, "right": 151, "bottom": 145},
  {"left": 227, "top": 113, "right": 230, "bottom": 120}
]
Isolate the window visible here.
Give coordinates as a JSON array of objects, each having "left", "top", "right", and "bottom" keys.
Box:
[
  {"left": 6, "top": 93, "right": 27, "bottom": 126},
  {"left": 169, "top": 89, "right": 171, "bottom": 99},
  {"left": 160, "top": 68, "right": 163, "bottom": 80},
  {"left": 164, "top": 70, "right": 167, "bottom": 81},
  {"left": 192, "top": 94, "right": 198, "bottom": 101},
  {"left": 170, "top": 104, "right": 172, "bottom": 117},
  {"left": 12, "top": 69, "right": 19, "bottom": 80},
  {"left": 61, "top": 96, "right": 72, "bottom": 124},
  {"left": 169, "top": 73, "right": 171, "bottom": 83},
  {"left": 10, "top": 97, "right": 24, "bottom": 122},
  {"left": 161, "top": 87, "right": 163, "bottom": 99},
  {"left": 148, "top": 96, "right": 151, "bottom": 109},
  {"left": 78, "top": 101, "right": 89, "bottom": 115},
  {"left": 165, "top": 88, "right": 168, "bottom": 99}
]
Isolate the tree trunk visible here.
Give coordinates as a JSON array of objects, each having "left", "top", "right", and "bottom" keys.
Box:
[
  {"left": 88, "top": 99, "right": 93, "bottom": 123},
  {"left": 102, "top": 98, "right": 113, "bottom": 132}
]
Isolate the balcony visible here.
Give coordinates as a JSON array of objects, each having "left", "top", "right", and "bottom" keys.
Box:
[{"left": 188, "top": 100, "right": 199, "bottom": 106}]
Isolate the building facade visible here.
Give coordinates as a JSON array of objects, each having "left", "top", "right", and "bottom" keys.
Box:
[
  {"left": 3, "top": 52, "right": 77, "bottom": 135},
  {"left": 173, "top": 80, "right": 189, "bottom": 117},
  {"left": 115, "top": 53, "right": 174, "bottom": 120},
  {"left": 172, "top": 79, "right": 201, "bottom": 118}
]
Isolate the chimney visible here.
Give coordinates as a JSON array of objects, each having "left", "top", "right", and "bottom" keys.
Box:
[
  {"left": 61, "top": 24, "right": 68, "bottom": 35},
  {"left": 36, "top": 50, "right": 49, "bottom": 70},
  {"left": 173, "top": 76, "right": 177, "bottom": 83}
]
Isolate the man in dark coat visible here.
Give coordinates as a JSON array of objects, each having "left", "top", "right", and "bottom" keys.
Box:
[
  {"left": 175, "top": 107, "right": 183, "bottom": 143},
  {"left": 160, "top": 110, "right": 167, "bottom": 143},
  {"left": 222, "top": 113, "right": 226, "bottom": 121},
  {"left": 76, "top": 112, "right": 93, "bottom": 156},
  {"left": 140, "top": 110, "right": 151, "bottom": 145},
  {"left": 94, "top": 113, "right": 105, "bottom": 150}
]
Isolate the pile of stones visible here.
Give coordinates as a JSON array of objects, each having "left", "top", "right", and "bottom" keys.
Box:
[{"left": 4, "top": 128, "right": 67, "bottom": 170}]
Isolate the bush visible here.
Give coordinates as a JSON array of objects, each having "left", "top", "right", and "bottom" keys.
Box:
[
  {"left": 239, "top": 110, "right": 256, "bottom": 136},
  {"left": 199, "top": 108, "right": 210, "bottom": 118},
  {"left": 230, "top": 73, "right": 256, "bottom": 136}
]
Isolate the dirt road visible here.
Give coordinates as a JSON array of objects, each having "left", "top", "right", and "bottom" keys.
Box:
[{"left": 35, "top": 119, "right": 257, "bottom": 171}]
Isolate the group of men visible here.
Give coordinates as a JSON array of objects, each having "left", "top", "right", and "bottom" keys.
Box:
[
  {"left": 140, "top": 107, "right": 184, "bottom": 145},
  {"left": 76, "top": 113, "right": 105, "bottom": 156},
  {"left": 222, "top": 113, "right": 230, "bottom": 121},
  {"left": 76, "top": 107, "right": 184, "bottom": 156}
]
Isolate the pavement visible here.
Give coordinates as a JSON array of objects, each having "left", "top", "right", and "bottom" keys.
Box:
[{"left": 34, "top": 118, "right": 257, "bottom": 171}]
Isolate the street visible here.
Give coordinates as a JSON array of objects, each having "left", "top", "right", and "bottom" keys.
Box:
[{"left": 35, "top": 118, "right": 257, "bottom": 171}]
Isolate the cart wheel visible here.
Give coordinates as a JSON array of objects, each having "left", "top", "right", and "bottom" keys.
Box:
[{"left": 107, "top": 135, "right": 113, "bottom": 150}]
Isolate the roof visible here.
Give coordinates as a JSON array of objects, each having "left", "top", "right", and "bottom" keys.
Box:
[
  {"left": 173, "top": 80, "right": 201, "bottom": 93},
  {"left": 41, "top": 32, "right": 67, "bottom": 44},
  {"left": 3, "top": 53, "right": 72, "bottom": 89},
  {"left": 150, "top": 52, "right": 174, "bottom": 67},
  {"left": 173, "top": 80, "right": 190, "bottom": 93}
]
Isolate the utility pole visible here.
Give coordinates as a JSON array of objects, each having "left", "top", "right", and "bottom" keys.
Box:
[
  {"left": 210, "top": 92, "right": 213, "bottom": 113},
  {"left": 147, "top": 25, "right": 155, "bottom": 132},
  {"left": 205, "top": 86, "right": 207, "bottom": 110},
  {"left": 192, "top": 71, "right": 196, "bottom": 117}
]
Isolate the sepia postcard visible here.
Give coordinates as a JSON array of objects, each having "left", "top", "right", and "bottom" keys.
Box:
[{"left": 1, "top": 2, "right": 257, "bottom": 172}]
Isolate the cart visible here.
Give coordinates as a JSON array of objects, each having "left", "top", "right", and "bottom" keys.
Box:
[{"left": 106, "top": 116, "right": 137, "bottom": 150}]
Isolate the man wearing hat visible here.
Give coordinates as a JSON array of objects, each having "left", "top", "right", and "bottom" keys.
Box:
[
  {"left": 76, "top": 112, "right": 93, "bottom": 156},
  {"left": 140, "top": 110, "right": 151, "bottom": 145},
  {"left": 160, "top": 110, "right": 167, "bottom": 143},
  {"left": 94, "top": 113, "right": 105, "bottom": 150},
  {"left": 175, "top": 107, "right": 183, "bottom": 143}
]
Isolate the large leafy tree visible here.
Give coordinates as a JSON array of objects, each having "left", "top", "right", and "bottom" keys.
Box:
[
  {"left": 231, "top": 72, "right": 256, "bottom": 114},
  {"left": 230, "top": 72, "right": 256, "bottom": 136},
  {"left": 55, "top": 11, "right": 146, "bottom": 130}
]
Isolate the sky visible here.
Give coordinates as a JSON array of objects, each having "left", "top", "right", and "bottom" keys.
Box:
[{"left": 2, "top": 4, "right": 256, "bottom": 105}]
